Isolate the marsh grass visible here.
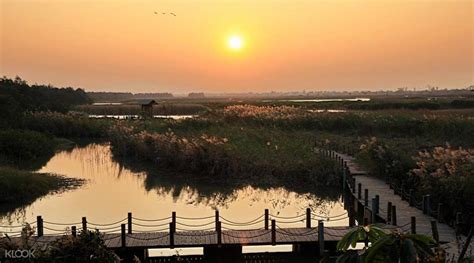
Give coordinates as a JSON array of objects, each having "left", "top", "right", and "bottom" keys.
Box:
[{"left": 0, "top": 167, "right": 83, "bottom": 208}]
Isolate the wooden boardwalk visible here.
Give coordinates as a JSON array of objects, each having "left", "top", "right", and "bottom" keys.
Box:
[
  {"left": 334, "top": 151, "right": 473, "bottom": 260},
  {"left": 17, "top": 227, "right": 352, "bottom": 249}
]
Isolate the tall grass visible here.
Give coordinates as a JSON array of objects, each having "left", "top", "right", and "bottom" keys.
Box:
[
  {"left": 0, "top": 167, "right": 83, "bottom": 205},
  {"left": 20, "top": 111, "right": 110, "bottom": 138}
]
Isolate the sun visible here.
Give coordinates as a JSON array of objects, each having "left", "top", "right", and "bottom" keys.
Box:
[{"left": 228, "top": 35, "right": 244, "bottom": 50}]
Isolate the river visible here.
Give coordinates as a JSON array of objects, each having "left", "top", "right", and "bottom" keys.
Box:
[{"left": 0, "top": 143, "right": 347, "bottom": 236}]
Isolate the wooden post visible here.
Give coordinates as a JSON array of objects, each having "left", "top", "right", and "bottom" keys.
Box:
[
  {"left": 169, "top": 222, "right": 175, "bottom": 248},
  {"left": 371, "top": 198, "right": 377, "bottom": 223},
  {"left": 348, "top": 204, "right": 356, "bottom": 227},
  {"left": 358, "top": 183, "right": 362, "bottom": 199},
  {"left": 121, "top": 224, "right": 126, "bottom": 248},
  {"left": 363, "top": 218, "right": 369, "bottom": 248},
  {"left": 82, "top": 217, "right": 87, "bottom": 232},
  {"left": 458, "top": 227, "right": 473, "bottom": 262},
  {"left": 318, "top": 220, "right": 324, "bottom": 256},
  {"left": 306, "top": 208, "right": 311, "bottom": 228},
  {"left": 411, "top": 217, "right": 416, "bottom": 234},
  {"left": 437, "top": 203, "right": 443, "bottom": 223},
  {"left": 36, "top": 216, "right": 43, "bottom": 237},
  {"left": 271, "top": 220, "right": 276, "bottom": 246},
  {"left": 387, "top": 202, "right": 392, "bottom": 224},
  {"left": 409, "top": 189, "right": 414, "bottom": 207},
  {"left": 217, "top": 221, "right": 222, "bottom": 246},
  {"left": 215, "top": 210, "right": 220, "bottom": 232},
  {"left": 364, "top": 189, "right": 369, "bottom": 207},
  {"left": 456, "top": 212, "right": 462, "bottom": 234},
  {"left": 264, "top": 209, "right": 269, "bottom": 230},
  {"left": 375, "top": 195, "right": 380, "bottom": 215},
  {"left": 128, "top": 212, "right": 132, "bottom": 234},
  {"left": 71, "top": 226, "right": 77, "bottom": 237},
  {"left": 352, "top": 178, "right": 356, "bottom": 193},
  {"left": 422, "top": 195, "right": 430, "bottom": 214},
  {"left": 391, "top": 206, "right": 397, "bottom": 226},
  {"left": 172, "top": 212, "right": 176, "bottom": 233},
  {"left": 431, "top": 220, "right": 439, "bottom": 243},
  {"left": 425, "top": 195, "right": 431, "bottom": 214}
]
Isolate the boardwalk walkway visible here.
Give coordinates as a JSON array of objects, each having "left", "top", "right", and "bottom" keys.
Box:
[
  {"left": 331, "top": 151, "right": 473, "bottom": 261},
  {"left": 20, "top": 227, "right": 352, "bottom": 249}
]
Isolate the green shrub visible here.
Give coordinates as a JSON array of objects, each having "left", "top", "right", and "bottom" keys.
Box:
[{"left": 0, "top": 130, "right": 56, "bottom": 166}]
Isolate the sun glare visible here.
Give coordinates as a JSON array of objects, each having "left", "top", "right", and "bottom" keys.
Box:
[{"left": 228, "top": 35, "right": 243, "bottom": 50}]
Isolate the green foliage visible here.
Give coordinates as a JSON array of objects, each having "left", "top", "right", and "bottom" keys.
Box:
[
  {"left": 20, "top": 111, "right": 110, "bottom": 138},
  {"left": 44, "top": 230, "right": 119, "bottom": 262},
  {"left": 0, "top": 129, "right": 56, "bottom": 167},
  {"left": 0, "top": 76, "right": 91, "bottom": 127},
  {"left": 337, "top": 226, "right": 438, "bottom": 263},
  {"left": 409, "top": 146, "right": 474, "bottom": 223},
  {"left": 337, "top": 225, "right": 386, "bottom": 251},
  {"left": 0, "top": 228, "right": 119, "bottom": 262},
  {"left": 108, "top": 121, "right": 340, "bottom": 192},
  {"left": 356, "top": 137, "right": 415, "bottom": 183},
  {"left": 0, "top": 167, "right": 81, "bottom": 205}
]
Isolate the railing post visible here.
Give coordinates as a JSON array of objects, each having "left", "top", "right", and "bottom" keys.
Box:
[
  {"left": 306, "top": 208, "right": 311, "bottom": 228},
  {"left": 375, "top": 195, "right": 379, "bottom": 215},
  {"left": 431, "top": 220, "right": 439, "bottom": 243},
  {"left": 422, "top": 195, "right": 430, "bottom": 214},
  {"left": 217, "top": 221, "right": 222, "bottom": 246},
  {"left": 352, "top": 178, "right": 356, "bottom": 193},
  {"left": 36, "top": 216, "right": 43, "bottom": 237},
  {"left": 358, "top": 183, "right": 362, "bottom": 199},
  {"left": 364, "top": 189, "right": 369, "bottom": 207},
  {"left": 456, "top": 212, "right": 462, "bottom": 234},
  {"left": 82, "top": 217, "right": 87, "bottom": 232},
  {"left": 169, "top": 222, "right": 175, "bottom": 248},
  {"left": 172, "top": 212, "right": 176, "bottom": 233},
  {"left": 271, "top": 220, "right": 276, "bottom": 246},
  {"left": 128, "top": 212, "right": 132, "bottom": 234},
  {"left": 409, "top": 189, "right": 414, "bottom": 207},
  {"left": 391, "top": 206, "right": 397, "bottom": 226},
  {"left": 425, "top": 195, "right": 431, "bottom": 214},
  {"left": 371, "top": 198, "right": 377, "bottom": 223},
  {"left": 215, "top": 210, "right": 219, "bottom": 232},
  {"left": 437, "top": 203, "right": 443, "bottom": 223},
  {"left": 264, "top": 209, "right": 269, "bottom": 230},
  {"left": 318, "top": 220, "right": 325, "bottom": 256},
  {"left": 121, "top": 224, "right": 126, "bottom": 248},
  {"left": 411, "top": 217, "right": 416, "bottom": 234},
  {"left": 71, "top": 226, "right": 77, "bottom": 237},
  {"left": 387, "top": 202, "right": 392, "bottom": 224}
]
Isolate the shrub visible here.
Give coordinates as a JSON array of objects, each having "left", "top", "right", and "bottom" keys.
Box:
[
  {"left": 0, "top": 130, "right": 56, "bottom": 166},
  {"left": 20, "top": 111, "right": 110, "bottom": 138}
]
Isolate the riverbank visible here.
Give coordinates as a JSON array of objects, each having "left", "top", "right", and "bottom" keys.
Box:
[{"left": 0, "top": 167, "right": 83, "bottom": 214}]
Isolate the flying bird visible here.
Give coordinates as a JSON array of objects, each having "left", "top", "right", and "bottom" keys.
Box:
[
  {"left": 170, "top": 12, "right": 176, "bottom": 16},
  {"left": 154, "top": 11, "right": 158, "bottom": 14},
  {"left": 162, "top": 12, "right": 166, "bottom": 15}
]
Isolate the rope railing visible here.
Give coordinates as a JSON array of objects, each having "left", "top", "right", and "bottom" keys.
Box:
[
  {"left": 219, "top": 214, "right": 264, "bottom": 226},
  {"left": 88, "top": 217, "right": 127, "bottom": 227},
  {"left": 176, "top": 221, "right": 215, "bottom": 228},
  {"left": 132, "top": 221, "right": 170, "bottom": 228},
  {"left": 132, "top": 216, "right": 170, "bottom": 222}
]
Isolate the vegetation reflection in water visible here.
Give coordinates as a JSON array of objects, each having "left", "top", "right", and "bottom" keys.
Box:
[{"left": 0, "top": 143, "right": 347, "bottom": 233}]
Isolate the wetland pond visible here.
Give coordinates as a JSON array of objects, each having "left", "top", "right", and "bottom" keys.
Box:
[{"left": 0, "top": 143, "right": 347, "bottom": 237}]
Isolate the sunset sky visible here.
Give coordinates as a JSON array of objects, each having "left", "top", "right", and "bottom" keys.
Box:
[{"left": 1, "top": 0, "right": 473, "bottom": 93}]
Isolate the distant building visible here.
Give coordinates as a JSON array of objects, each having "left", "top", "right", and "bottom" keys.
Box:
[{"left": 188, "top": 92, "right": 205, "bottom": 98}]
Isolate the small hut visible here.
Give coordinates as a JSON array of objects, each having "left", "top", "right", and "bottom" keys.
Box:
[{"left": 136, "top": 99, "right": 157, "bottom": 118}]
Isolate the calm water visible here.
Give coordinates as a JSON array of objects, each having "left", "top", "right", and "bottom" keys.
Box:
[
  {"left": 0, "top": 143, "right": 347, "bottom": 235},
  {"left": 262, "top": 98, "right": 370, "bottom": 102},
  {"left": 89, "top": 115, "right": 196, "bottom": 120}
]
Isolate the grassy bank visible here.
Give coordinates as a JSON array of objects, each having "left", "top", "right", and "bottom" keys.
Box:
[{"left": 0, "top": 167, "right": 83, "bottom": 211}]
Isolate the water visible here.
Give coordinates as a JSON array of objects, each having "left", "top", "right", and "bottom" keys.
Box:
[
  {"left": 262, "top": 98, "right": 370, "bottom": 102},
  {"left": 0, "top": 143, "right": 347, "bottom": 235},
  {"left": 88, "top": 115, "right": 196, "bottom": 120}
]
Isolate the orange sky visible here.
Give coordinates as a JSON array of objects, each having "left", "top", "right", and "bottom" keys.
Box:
[{"left": 1, "top": 0, "right": 473, "bottom": 93}]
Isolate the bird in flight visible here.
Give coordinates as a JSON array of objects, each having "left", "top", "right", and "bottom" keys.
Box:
[{"left": 170, "top": 12, "right": 176, "bottom": 16}]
